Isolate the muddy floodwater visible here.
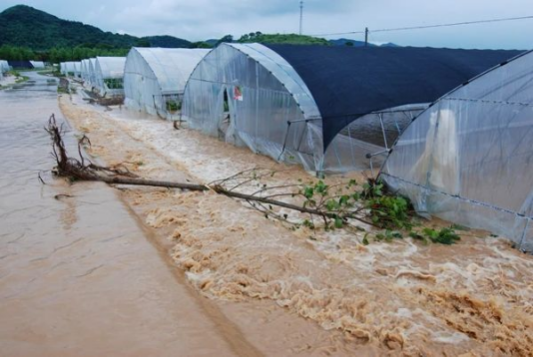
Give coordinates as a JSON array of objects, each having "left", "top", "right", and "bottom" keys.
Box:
[
  {"left": 0, "top": 73, "right": 251, "bottom": 356},
  {"left": 2, "top": 73, "right": 533, "bottom": 356}
]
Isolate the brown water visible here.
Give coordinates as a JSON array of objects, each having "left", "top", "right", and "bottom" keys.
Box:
[
  {"left": 0, "top": 72, "right": 252, "bottom": 356},
  {"left": 58, "top": 84, "right": 533, "bottom": 356}
]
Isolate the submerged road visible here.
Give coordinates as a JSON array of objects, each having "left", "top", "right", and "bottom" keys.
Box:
[{"left": 0, "top": 72, "right": 251, "bottom": 356}]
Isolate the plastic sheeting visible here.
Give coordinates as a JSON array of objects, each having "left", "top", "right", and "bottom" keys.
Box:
[
  {"left": 73, "top": 61, "right": 82, "bottom": 78},
  {"left": 29, "top": 61, "right": 45, "bottom": 69},
  {"left": 182, "top": 43, "right": 521, "bottom": 173},
  {"left": 380, "top": 50, "right": 533, "bottom": 253},
  {"left": 324, "top": 104, "right": 428, "bottom": 172},
  {"left": 182, "top": 43, "right": 321, "bottom": 171},
  {"left": 61, "top": 61, "right": 77, "bottom": 77},
  {"left": 86, "top": 58, "right": 97, "bottom": 87},
  {"left": 0, "top": 60, "right": 9, "bottom": 75},
  {"left": 94, "top": 57, "right": 126, "bottom": 97},
  {"left": 80, "top": 60, "right": 90, "bottom": 81},
  {"left": 8, "top": 60, "right": 32, "bottom": 69},
  {"left": 124, "top": 47, "right": 210, "bottom": 120},
  {"left": 269, "top": 45, "right": 523, "bottom": 151}
]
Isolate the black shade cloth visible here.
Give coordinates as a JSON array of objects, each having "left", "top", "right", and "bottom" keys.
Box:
[
  {"left": 267, "top": 45, "right": 523, "bottom": 151},
  {"left": 7, "top": 60, "right": 34, "bottom": 69}
]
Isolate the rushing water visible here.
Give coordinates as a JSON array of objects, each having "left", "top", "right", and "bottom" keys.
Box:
[{"left": 0, "top": 73, "right": 247, "bottom": 356}]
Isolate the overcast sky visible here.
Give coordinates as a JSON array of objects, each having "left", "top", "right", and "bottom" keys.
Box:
[{"left": 1, "top": 0, "right": 533, "bottom": 49}]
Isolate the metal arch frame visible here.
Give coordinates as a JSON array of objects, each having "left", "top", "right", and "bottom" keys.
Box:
[{"left": 181, "top": 43, "right": 325, "bottom": 170}]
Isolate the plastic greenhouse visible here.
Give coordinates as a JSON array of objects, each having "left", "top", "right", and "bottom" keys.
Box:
[
  {"left": 86, "top": 58, "right": 97, "bottom": 86},
  {"left": 62, "top": 62, "right": 77, "bottom": 77},
  {"left": 93, "top": 57, "right": 126, "bottom": 97},
  {"left": 30, "top": 60, "right": 45, "bottom": 69},
  {"left": 80, "top": 60, "right": 89, "bottom": 81},
  {"left": 0, "top": 60, "right": 9, "bottom": 76},
  {"left": 380, "top": 50, "right": 533, "bottom": 253},
  {"left": 73, "top": 61, "right": 82, "bottom": 78},
  {"left": 182, "top": 43, "right": 520, "bottom": 173},
  {"left": 123, "top": 47, "right": 210, "bottom": 120}
]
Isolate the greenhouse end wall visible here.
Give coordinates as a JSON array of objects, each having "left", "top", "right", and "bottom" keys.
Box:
[
  {"left": 124, "top": 48, "right": 209, "bottom": 121},
  {"left": 182, "top": 43, "right": 325, "bottom": 172},
  {"left": 381, "top": 51, "right": 533, "bottom": 252}
]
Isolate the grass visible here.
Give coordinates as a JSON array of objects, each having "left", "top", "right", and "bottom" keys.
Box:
[{"left": 15, "top": 75, "right": 29, "bottom": 83}]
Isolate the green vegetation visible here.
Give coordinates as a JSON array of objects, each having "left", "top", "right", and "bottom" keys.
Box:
[
  {"left": 361, "top": 181, "right": 413, "bottom": 230},
  {"left": 0, "top": 5, "right": 190, "bottom": 51},
  {"left": 295, "top": 177, "right": 462, "bottom": 246},
  {"left": 0, "top": 44, "right": 130, "bottom": 63},
  {"left": 238, "top": 32, "right": 330, "bottom": 46},
  {"left": 409, "top": 228, "right": 461, "bottom": 245},
  {"left": 165, "top": 99, "right": 181, "bottom": 112},
  {"left": 104, "top": 78, "right": 124, "bottom": 90},
  {"left": 9, "top": 69, "right": 28, "bottom": 83},
  {"left": 0, "top": 69, "right": 30, "bottom": 88},
  {"left": 190, "top": 42, "right": 213, "bottom": 49}
]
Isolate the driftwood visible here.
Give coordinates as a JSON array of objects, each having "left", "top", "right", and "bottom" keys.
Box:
[{"left": 45, "top": 115, "right": 375, "bottom": 228}]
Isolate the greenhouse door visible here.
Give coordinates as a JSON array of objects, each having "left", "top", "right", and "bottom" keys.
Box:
[{"left": 218, "top": 87, "right": 236, "bottom": 142}]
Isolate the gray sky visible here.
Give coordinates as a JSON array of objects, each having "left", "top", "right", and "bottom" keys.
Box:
[{"left": 1, "top": 0, "right": 533, "bottom": 49}]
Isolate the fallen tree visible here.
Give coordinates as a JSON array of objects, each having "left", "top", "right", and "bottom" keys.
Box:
[
  {"left": 45, "top": 114, "right": 462, "bottom": 244},
  {"left": 45, "top": 114, "right": 374, "bottom": 227}
]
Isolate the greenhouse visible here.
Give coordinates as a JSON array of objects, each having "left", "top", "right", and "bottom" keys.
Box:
[
  {"left": 88, "top": 58, "right": 98, "bottom": 86},
  {"left": 182, "top": 43, "right": 520, "bottom": 173},
  {"left": 123, "top": 47, "right": 210, "bottom": 120},
  {"left": 61, "top": 61, "right": 77, "bottom": 77},
  {"left": 93, "top": 56, "right": 126, "bottom": 97},
  {"left": 8, "top": 60, "right": 33, "bottom": 69},
  {"left": 73, "top": 61, "right": 82, "bottom": 78},
  {"left": 380, "top": 50, "right": 533, "bottom": 253},
  {"left": 30, "top": 61, "right": 45, "bottom": 69},
  {"left": 80, "top": 59, "right": 90, "bottom": 81},
  {"left": 0, "top": 60, "right": 9, "bottom": 76}
]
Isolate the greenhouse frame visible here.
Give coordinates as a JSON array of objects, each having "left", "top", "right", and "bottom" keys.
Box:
[
  {"left": 123, "top": 47, "right": 210, "bottom": 120},
  {"left": 182, "top": 43, "right": 520, "bottom": 173},
  {"left": 380, "top": 50, "right": 533, "bottom": 253},
  {"left": 93, "top": 56, "right": 126, "bottom": 97}
]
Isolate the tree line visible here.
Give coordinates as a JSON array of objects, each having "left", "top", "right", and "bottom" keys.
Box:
[
  {"left": 0, "top": 33, "right": 332, "bottom": 64},
  {"left": 0, "top": 45, "right": 129, "bottom": 63}
]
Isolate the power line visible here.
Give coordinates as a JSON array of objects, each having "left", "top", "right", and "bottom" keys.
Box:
[{"left": 312, "top": 15, "right": 533, "bottom": 37}]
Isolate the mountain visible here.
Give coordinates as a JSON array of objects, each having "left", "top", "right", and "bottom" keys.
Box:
[
  {"left": 142, "top": 35, "right": 191, "bottom": 48},
  {"left": 0, "top": 5, "right": 190, "bottom": 49},
  {"left": 204, "top": 39, "right": 220, "bottom": 47},
  {"left": 328, "top": 39, "right": 376, "bottom": 47},
  {"left": 328, "top": 38, "right": 400, "bottom": 47},
  {"left": 238, "top": 33, "right": 330, "bottom": 46}
]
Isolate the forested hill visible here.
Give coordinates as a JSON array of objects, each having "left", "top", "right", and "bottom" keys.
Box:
[{"left": 0, "top": 5, "right": 191, "bottom": 49}]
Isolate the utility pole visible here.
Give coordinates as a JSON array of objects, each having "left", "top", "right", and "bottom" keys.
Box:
[
  {"left": 299, "top": 1, "right": 304, "bottom": 35},
  {"left": 365, "top": 27, "right": 369, "bottom": 46}
]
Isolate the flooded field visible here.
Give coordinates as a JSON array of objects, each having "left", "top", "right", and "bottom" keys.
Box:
[
  {"left": 53, "top": 81, "right": 533, "bottom": 356},
  {"left": 1, "top": 73, "right": 532, "bottom": 356},
  {"left": 0, "top": 73, "right": 254, "bottom": 357}
]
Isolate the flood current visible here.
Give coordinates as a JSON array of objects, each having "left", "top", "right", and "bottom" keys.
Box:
[
  {"left": 0, "top": 73, "right": 246, "bottom": 356},
  {"left": 2, "top": 73, "right": 532, "bottom": 356}
]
